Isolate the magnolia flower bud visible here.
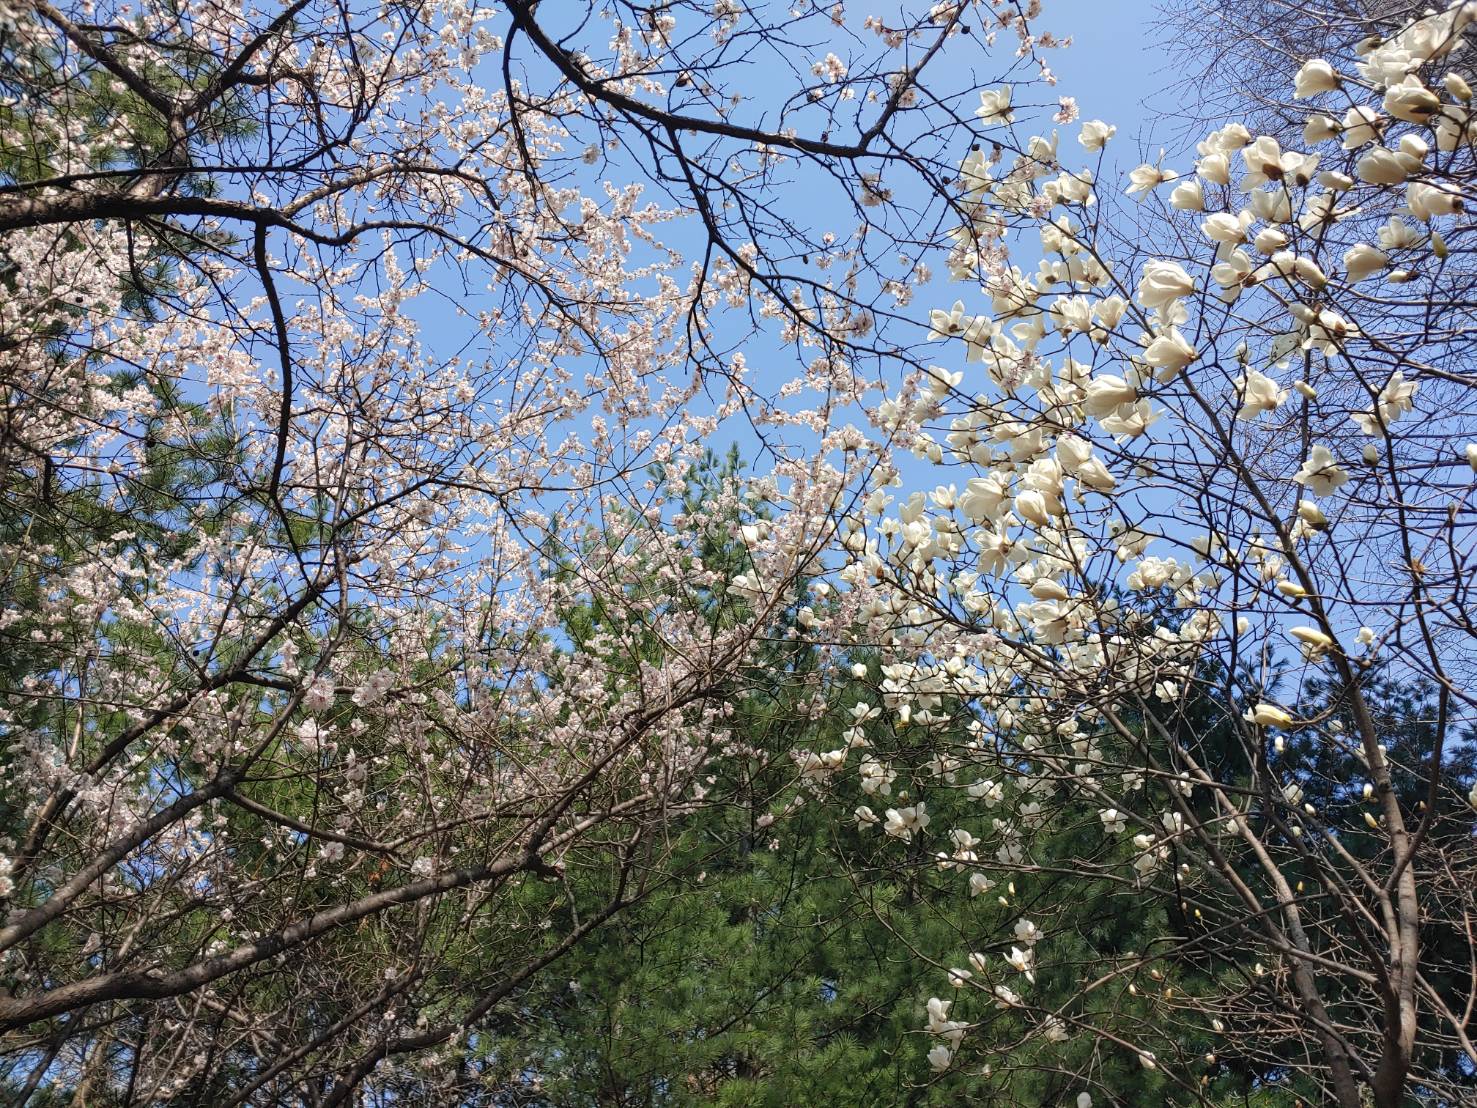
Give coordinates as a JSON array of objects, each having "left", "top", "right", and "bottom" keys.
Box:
[
  {"left": 1446, "top": 72, "right": 1474, "bottom": 101},
  {"left": 1355, "top": 147, "right": 1409, "bottom": 185},
  {"left": 1248, "top": 702, "right": 1294, "bottom": 728},
  {"left": 1290, "top": 626, "right": 1335, "bottom": 652},
  {"left": 1294, "top": 58, "right": 1340, "bottom": 98},
  {"left": 1343, "top": 243, "right": 1389, "bottom": 282},
  {"left": 1384, "top": 77, "right": 1442, "bottom": 124},
  {"left": 1253, "top": 227, "right": 1288, "bottom": 254},
  {"left": 1297, "top": 499, "right": 1328, "bottom": 530},
  {"left": 1169, "top": 179, "right": 1205, "bottom": 211},
  {"left": 1464, "top": 442, "right": 1477, "bottom": 470},
  {"left": 1303, "top": 113, "right": 1340, "bottom": 145}
]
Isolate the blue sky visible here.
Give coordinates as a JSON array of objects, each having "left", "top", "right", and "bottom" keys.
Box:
[{"left": 1046, "top": 0, "right": 1169, "bottom": 164}]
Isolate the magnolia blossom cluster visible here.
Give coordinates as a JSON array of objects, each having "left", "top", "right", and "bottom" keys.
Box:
[{"left": 784, "top": 0, "right": 1477, "bottom": 1086}]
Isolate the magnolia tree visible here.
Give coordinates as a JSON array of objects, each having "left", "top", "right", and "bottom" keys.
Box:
[
  {"left": 792, "top": 3, "right": 1477, "bottom": 1106},
  {"left": 0, "top": 0, "right": 1074, "bottom": 1101}
]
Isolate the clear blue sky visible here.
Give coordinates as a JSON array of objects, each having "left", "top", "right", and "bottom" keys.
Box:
[{"left": 1049, "top": 0, "right": 1169, "bottom": 159}]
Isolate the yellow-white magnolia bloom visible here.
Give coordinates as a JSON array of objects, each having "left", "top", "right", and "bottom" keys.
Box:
[
  {"left": 1137, "top": 259, "right": 1196, "bottom": 308},
  {"left": 1384, "top": 76, "right": 1442, "bottom": 123},
  {"left": 1341, "top": 105, "right": 1384, "bottom": 148},
  {"left": 1297, "top": 499, "right": 1329, "bottom": 530},
  {"left": 1407, "top": 181, "right": 1463, "bottom": 220},
  {"left": 1143, "top": 328, "right": 1197, "bottom": 380},
  {"left": 1083, "top": 374, "right": 1138, "bottom": 418},
  {"left": 1202, "top": 210, "right": 1253, "bottom": 245},
  {"left": 1290, "top": 626, "right": 1336, "bottom": 654},
  {"left": 1169, "top": 179, "right": 1205, "bottom": 211},
  {"left": 1303, "top": 113, "right": 1341, "bottom": 145},
  {"left": 1247, "top": 702, "right": 1295, "bottom": 729},
  {"left": 1355, "top": 147, "right": 1410, "bottom": 184},
  {"left": 1294, "top": 58, "right": 1340, "bottom": 97},
  {"left": 1343, "top": 243, "right": 1389, "bottom": 281}
]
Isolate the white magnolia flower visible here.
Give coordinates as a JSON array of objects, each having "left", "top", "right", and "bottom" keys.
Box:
[
  {"left": 1378, "top": 215, "right": 1427, "bottom": 251},
  {"left": 1137, "top": 259, "right": 1196, "bottom": 308},
  {"left": 1297, "top": 499, "right": 1329, "bottom": 530},
  {"left": 1355, "top": 147, "right": 1409, "bottom": 185},
  {"left": 1013, "top": 918, "right": 1043, "bottom": 945},
  {"left": 1303, "top": 113, "right": 1340, "bottom": 145},
  {"left": 1341, "top": 105, "right": 1384, "bottom": 148},
  {"left": 1351, "top": 371, "right": 1419, "bottom": 434},
  {"left": 1143, "top": 328, "right": 1197, "bottom": 379},
  {"left": 1294, "top": 58, "right": 1340, "bottom": 97},
  {"left": 1126, "top": 160, "right": 1177, "bottom": 200},
  {"left": 1040, "top": 1015, "right": 1070, "bottom": 1042},
  {"left": 1099, "top": 808, "right": 1127, "bottom": 833},
  {"left": 925, "top": 996, "right": 968, "bottom": 1047},
  {"left": 1407, "top": 181, "right": 1463, "bottom": 220},
  {"left": 1384, "top": 76, "right": 1442, "bottom": 123},
  {"left": 1005, "top": 945, "right": 1035, "bottom": 981},
  {"left": 976, "top": 85, "right": 1013, "bottom": 125},
  {"left": 883, "top": 803, "right": 930, "bottom": 841},
  {"left": 1202, "top": 210, "right": 1252, "bottom": 245},
  {"left": 1169, "top": 179, "right": 1205, "bottom": 211},
  {"left": 1083, "top": 375, "right": 1137, "bottom": 417},
  {"left": 1240, "top": 136, "right": 1313, "bottom": 189},
  {"left": 1293, "top": 444, "right": 1351, "bottom": 496},
  {"left": 927, "top": 1044, "right": 953, "bottom": 1072},
  {"left": 1233, "top": 369, "right": 1287, "bottom": 420},
  {"left": 1246, "top": 702, "right": 1295, "bottom": 729},
  {"left": 1079, "top": 119, "right": 1116, "bottom": 151},
  {"left": 1343, "top": 243, "right": 1389, "bottom": 282}
]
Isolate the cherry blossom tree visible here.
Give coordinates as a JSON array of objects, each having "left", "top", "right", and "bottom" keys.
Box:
[{"left": 802, "top": 4, "right": 1477, "bottom": 1105}]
